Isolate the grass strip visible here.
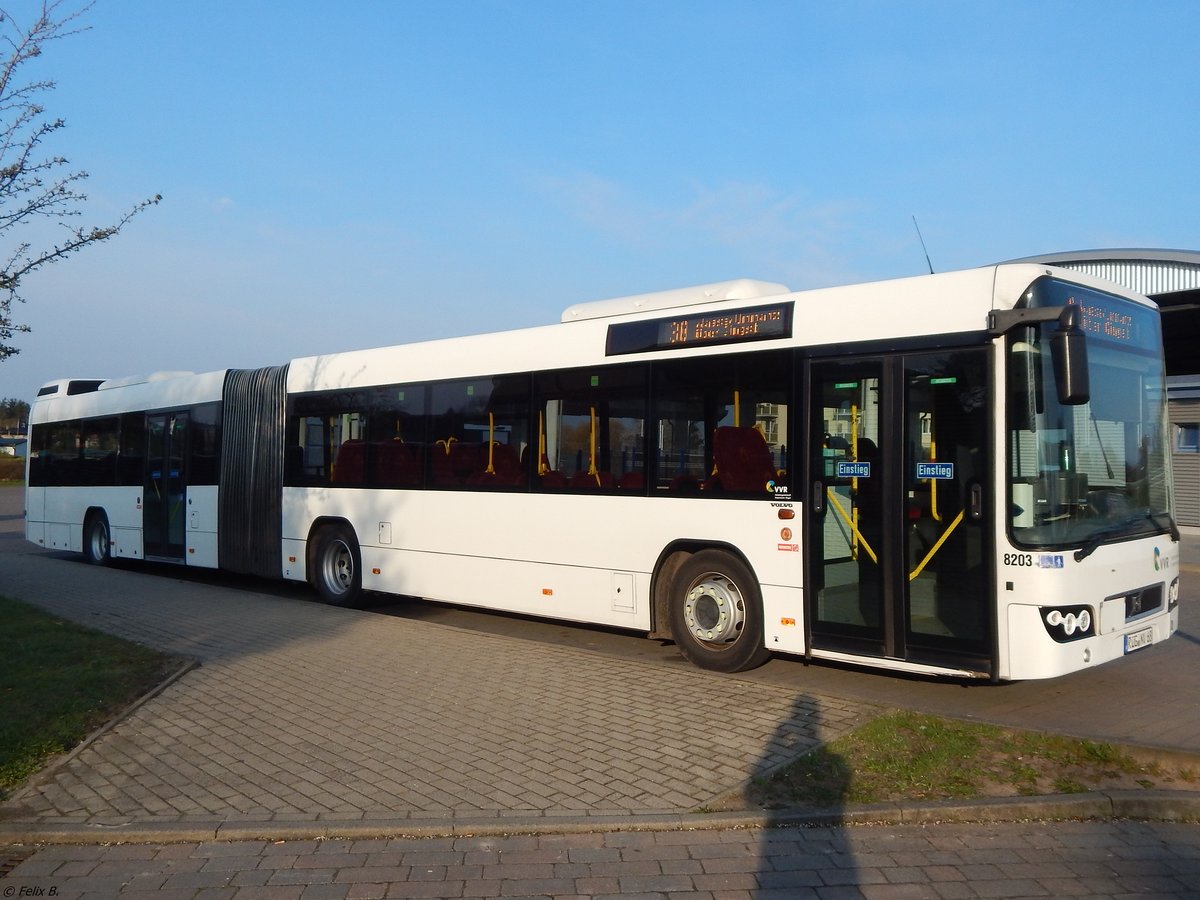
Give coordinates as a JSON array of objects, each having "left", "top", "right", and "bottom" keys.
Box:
[
  {"left": 749, "top": 710, "right": 1198, "bottom": 809},
  {"left": 0, "top": 595, "right": 175, "bottom": 799}
]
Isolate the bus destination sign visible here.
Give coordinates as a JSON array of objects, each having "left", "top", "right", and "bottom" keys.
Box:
[
  {"left": 1033, "top": 278, "right": 1159, "bottom": 354},
  {"left": 1066, "top": 296, "right": 1150, "bottom": 349},
  {"left": 606, "top": 301, "right": 794, "bottom": 356}
]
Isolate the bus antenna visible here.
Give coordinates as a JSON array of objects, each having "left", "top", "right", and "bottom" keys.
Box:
[{"left": 912, "top": 215, "right": 934, "bottom": 274}]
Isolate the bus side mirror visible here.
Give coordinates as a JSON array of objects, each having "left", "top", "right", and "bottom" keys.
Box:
[{"left": 1050, "top": 306, "right": 1090, "bottom": 406}]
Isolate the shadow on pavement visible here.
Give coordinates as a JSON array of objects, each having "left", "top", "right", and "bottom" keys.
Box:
[{"left": 748, "top": 693, "right": 859, "bottom": 895}]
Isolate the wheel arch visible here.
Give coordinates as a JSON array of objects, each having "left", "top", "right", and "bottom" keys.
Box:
[
  {"left": 83, "top": 505, "right": 108, "bottom": 529},
  {"left": 82, "top": 507, "right": 111, "bottom": 564},
  {"left": 305, "top": 516, "right": 358, "bottom": 575},
  {"left": 649, "top": 539, "right": 758, "bottom": 641}
]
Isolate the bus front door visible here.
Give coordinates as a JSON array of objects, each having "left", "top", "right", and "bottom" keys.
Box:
[
  {"left": 807, "top": 350, "right": 993, "bottom": 674},
  {"left": 144, "top": 411, "right": 188, "bottom": 560}
]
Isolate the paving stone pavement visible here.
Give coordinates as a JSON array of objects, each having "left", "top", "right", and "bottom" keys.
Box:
[
  {"left": 3, "top": 820, "right": 1200, "bottom": 898},
  {"left": 0, "top": 544, "right": 870, "bottom": 828}
]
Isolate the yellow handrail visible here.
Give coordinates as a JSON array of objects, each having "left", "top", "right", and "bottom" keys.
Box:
[
  {"left": 538, "top": 411, "right": 549, "bottom": 475},
  {"left": 587, "top": 406, "right": 601, "bottom": 486},
  {"left": 826, "top": 488, "right": 877, "bottom": 564},
  {"left": 908, "top": 510, "right": 964, "bottom": 581},
  {"left": 850, "top": 403, "right": 860, "bottom": 557},
  {"left": 928, "top": 440, "right": 941, "bottom": 522},
  {"left": 485, "top": 412, "right": 496, "bottom": 475}
]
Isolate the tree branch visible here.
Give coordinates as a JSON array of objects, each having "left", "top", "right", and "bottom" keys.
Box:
[{"left": 0, "top": 1, "right": 158, "bottom": 362}]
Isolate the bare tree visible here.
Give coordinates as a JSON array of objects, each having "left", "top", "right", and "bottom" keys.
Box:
[{"left": 0, "top": 1, "right": 159, "bottom": 361}]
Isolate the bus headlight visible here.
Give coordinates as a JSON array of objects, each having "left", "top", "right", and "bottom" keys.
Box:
[
  {"left": 1040, "top": 605, "right": 1095, "bottom": 642},
  {"left": 1169, "top": 578, "right": 1179, "bottom": 610}
]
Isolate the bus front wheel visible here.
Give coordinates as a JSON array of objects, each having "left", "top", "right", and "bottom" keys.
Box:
[
  {"left": 670, "top": 549, "right": 771, "bottom": 673},
  {"left": 310, "top": 524, "right": 364, "bottom": 607},
  {"left": 83, "top": 512, "right": 112, "bottom": 566}
]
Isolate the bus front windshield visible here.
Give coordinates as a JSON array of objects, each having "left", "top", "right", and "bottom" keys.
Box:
[{"left": 1007, "top": 279, "right": 1173, "bottom": 551}]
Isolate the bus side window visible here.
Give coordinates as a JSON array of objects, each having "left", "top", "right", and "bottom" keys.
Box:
[
  {"left": 27, "top": 423, "right": 51, "bottom": 486},
  {"left": 80, "top": 417, "right": 119, "bottom": 487},
  {"left": 369, "top": 384, "right": 427, "bottom": 488},
  {"left": 535, "top": 364, "right": 646, "bottom": 493},
  {"left": 289, "top": 389, "right": 372, "bottom": 487},
  {"left": 189, "top": 404, "right": 220, "bottom": 485},
  {"left": 654, "top": 360, "right": 712, "bottom": 492},
  {"left": 118, "top": 413, "right": 147, "bottom": 486},
  {"left": 429, "top": 376, "right": 530, "bottom": 490},
  {"left": 39, "top": 420, "right": 82, "bottom": 487},
  {"left": 287, "top": 415, "right": 330, "bottom": 484},
  {"left": 653, "top": 351, "right": 790, "bottom": 497},
  {"left": 328, "top": 412, "right": 367, "bottom": 485}
]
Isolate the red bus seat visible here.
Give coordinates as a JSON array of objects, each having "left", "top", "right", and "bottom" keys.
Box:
[
  {"left": 705, "top": 426, "right": 776, "bottom": 493},
  {"left": 332, "top": 439, "right": 366, "bottom": 484}
]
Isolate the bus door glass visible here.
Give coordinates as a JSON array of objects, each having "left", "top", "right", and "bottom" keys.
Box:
[
  {"left": 808, "top": 349, "right": 992, "bottom": 668},
  {"left": 809, "top": 360, "right": 886, "bottom": 647},
  {"left": 903, "top": 350, "right": 991, "bottom": 661},
  {"left": 145, "top": 411, "right": 188, "bottom": 559}
]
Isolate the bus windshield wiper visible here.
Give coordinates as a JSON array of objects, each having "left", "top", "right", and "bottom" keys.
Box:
[
  {"left": 1074, "top": 524, "right": 1124, "bottom": 562},
  {"left": 1074, "top": 511, "right": 1176, "bottom": 562},
  {"left": 1146, "top": 510, "right": 1181, "bottom": 543}
]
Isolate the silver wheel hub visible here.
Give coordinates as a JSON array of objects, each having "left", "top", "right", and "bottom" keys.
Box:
[
  {"left": 323, "top": 541, "right": 354, "bottom": 594},
  {"left": 683, "top": 573, "right": 746, "bottom": 645},
  {"left": 89, "top": 523, "right": 108, "bottom": 558}
]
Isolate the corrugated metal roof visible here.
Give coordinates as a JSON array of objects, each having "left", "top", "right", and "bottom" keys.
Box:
[
  {"left": 1002, "top": 249, "right": 1200, "bottom": 297},
  {"left": 1168, "top": 375, "right": 1200, "bottom": 397}
]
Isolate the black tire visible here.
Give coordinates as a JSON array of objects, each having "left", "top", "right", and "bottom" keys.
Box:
[
  {"left": 83, "top": 512, "right": 112, "bottom": 566},
  {"left": 669, "top": 548, "right": 771, "bottom": 673},
  {"left": 309, "top": 524, "right": 364, "bottom": 607}
]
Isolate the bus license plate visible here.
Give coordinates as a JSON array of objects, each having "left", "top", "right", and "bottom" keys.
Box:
[{"left": 1124, "top": 628, "right": 1154, "bottom": 654}]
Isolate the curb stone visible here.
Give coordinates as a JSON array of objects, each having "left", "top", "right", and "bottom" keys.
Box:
[{"left": 1, "top": 789, "right": 1198, "bottom": 845}]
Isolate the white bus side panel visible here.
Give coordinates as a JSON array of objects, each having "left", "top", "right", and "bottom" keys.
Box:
[
  {"left": 25, "top": 485, "right": 220, "bottom": 566},
  {"left": 31, "top": 487, "right": 142, "bottom": 557},
  {"left": 761, "top": 583, "right": 807, "bottom": 654},
  {"left": 282, "top": 488, "right": 807, "bottom": 639},
  {"left": 186, "top": 485, "right": 219, "bottom": 568},
  {"left": 25, "top": 485, "right": 44, "bottom": 548}
]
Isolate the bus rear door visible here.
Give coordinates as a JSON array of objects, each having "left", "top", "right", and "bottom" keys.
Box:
[{"left": 144, "top": 411, "right": 188, "bottom": 560}]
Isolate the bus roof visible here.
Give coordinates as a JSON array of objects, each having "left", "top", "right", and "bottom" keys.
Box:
[
  {"left": 30, "top": 370, "right": 227, "bottom": 423},
  {"left": 290, "top": 264, "right": 1096, "bottom": 394},
  {"left": 560, "top": 278, "right": 791, "bottom": 323}
]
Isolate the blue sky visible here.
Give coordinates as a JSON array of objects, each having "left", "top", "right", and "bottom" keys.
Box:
[{"left": 2, "top": 0, "right": 1198, "bottom": 402}]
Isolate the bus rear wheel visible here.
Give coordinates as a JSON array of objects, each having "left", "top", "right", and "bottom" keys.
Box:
[
  {"left": 83, "top": 512, "right": 111, "bottom": 566},
  {"left": 310, "top": 524, "right": 364, "bottom": 607},
  {"left": 670, "top": 549, "right": 771, "bottom": 673}
]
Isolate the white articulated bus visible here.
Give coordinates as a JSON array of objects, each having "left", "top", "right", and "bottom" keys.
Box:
[{"left": 26, "top": 263, "right": 1181, "bottom": 680}]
